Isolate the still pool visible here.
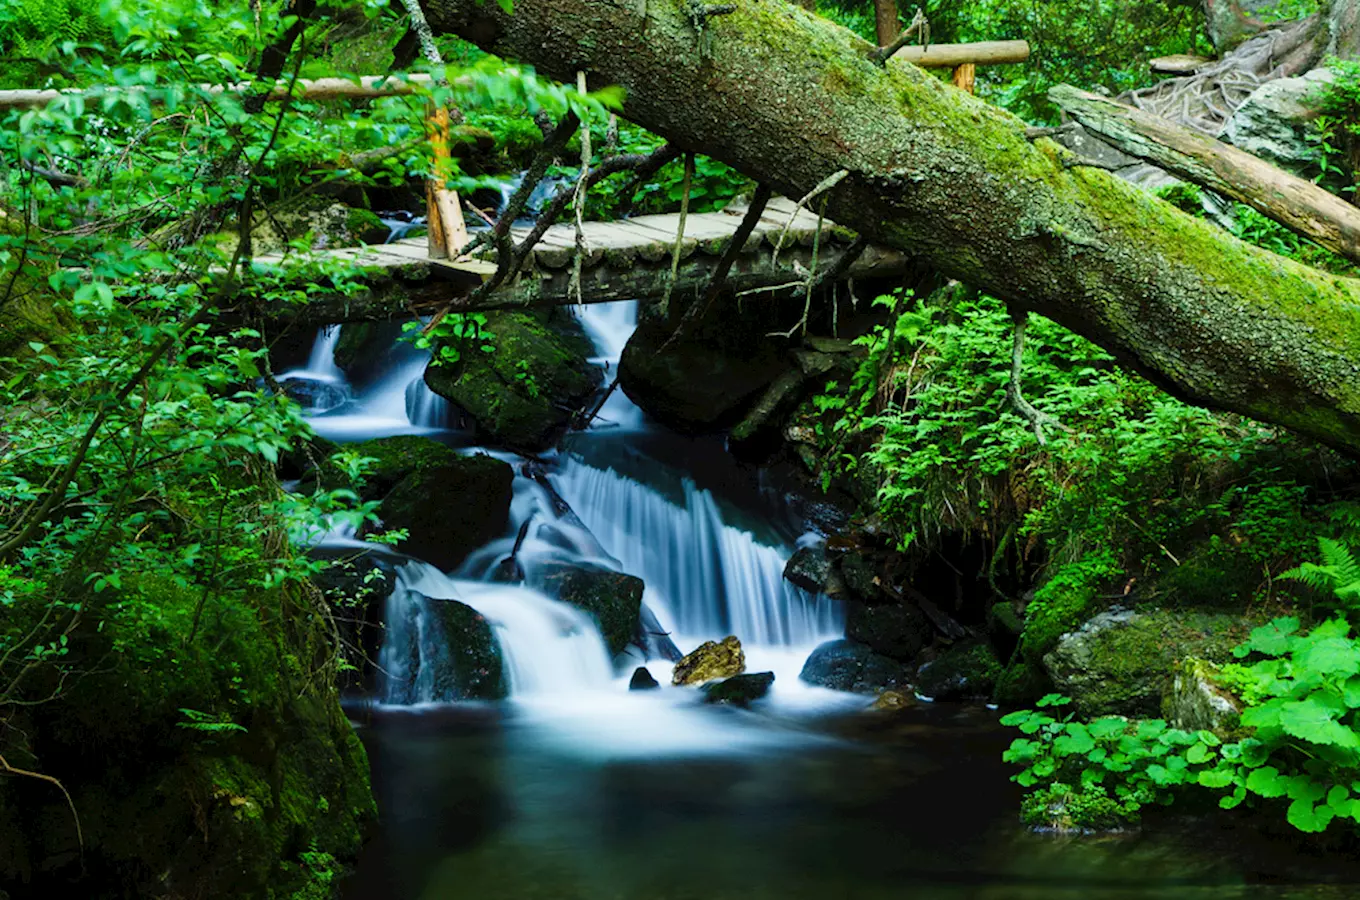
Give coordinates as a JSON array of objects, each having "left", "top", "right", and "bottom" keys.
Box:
[{"left": 342, "top": 700, "right": 1360, "bottom": 900}]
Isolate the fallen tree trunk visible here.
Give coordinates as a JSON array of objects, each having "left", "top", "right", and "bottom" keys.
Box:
[
  {"left": 422, "top": 0, "right": 1360, "bottom": 454},
  {"left": 0, "top": 74, "right": 442, "bottom": 110},
  {"left": 1050, "top": 84, "right": 1360, "bottom": 263}
]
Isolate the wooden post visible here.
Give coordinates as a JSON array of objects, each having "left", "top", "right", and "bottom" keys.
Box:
[
  {"left": 952, "top": 63, "right": 976, "bottom": 93},
  {"left": 425, "top": 103, "right": 468, "bottom": 259}
]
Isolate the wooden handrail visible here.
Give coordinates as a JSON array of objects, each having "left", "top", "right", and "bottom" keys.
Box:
[{"left": 894, "top": 40, "right": 1030, "bottom": 68}]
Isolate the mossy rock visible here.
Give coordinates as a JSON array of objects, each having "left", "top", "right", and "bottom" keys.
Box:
[
  {"left": 377, "top": 452, "right": 513, "bottom": 571},
  {"left": 1043, "top": 608, "right": 1254, "bottom": 718},
  {"left": 673, "top": 636, "right": 746, "bottom": 686},
  {"left": 914, "top": 640, "right": 1003, "bottom": 701},
  {"left": 214, "top": 196, "right": 383, "bottom": 255},
  {"left": 538, "top": 563, "right": 644, "bottom": 657},
  {"left": 845, "top": 599, "right": 930, "bottom": 661},
  {"left": 798, "top": 639, "right": 912, "bottom": 694},
  {"left": 332, "top": 321, "right": 409, "bottom": 383},
  {"left": 0, "top": 208, "right": 69, "bottom": 362},
  {"left": 426, "top": 598, "right": 508, "bottom": 700},
  {"left": 348, "top": 434, "right": 461, "bottom": 497},
  {"left": 424, "top": 311, "right": 601, "bottom": 451}
]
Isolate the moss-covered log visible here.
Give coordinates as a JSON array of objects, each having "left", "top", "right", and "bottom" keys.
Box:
[{"left": 422, "top": 0, "right": 1360, "bottom": 454}]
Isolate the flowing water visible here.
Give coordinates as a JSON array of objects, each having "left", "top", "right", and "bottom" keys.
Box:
[{"left": 282, "top": 303, "right": 1358, "bottom": 899}]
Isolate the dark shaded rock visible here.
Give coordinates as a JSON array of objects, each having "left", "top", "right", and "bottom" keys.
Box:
[
  {"left": 305, "top": 434, "right": 460, "bottom": 500},
  {"left": 629, "top": 666, "right": 660, "bottom": 691},
  {"left": 618, "top": 316, "right": 787, "bottom": 432},
  {"left": 915, "top": 640, "right": 1003, "bottom": 701},
  {"left": 377, "top": 453, "right": 513, "bottom": 571},
  {"left": 424, "top": 311, "right": 601, "bottom": 451},
  {"left": 639, "top": 603, "right": 683, "bottom": 662},
  {"left": 798, "top": 639, "right": 912, "bottom": 694},
  {"left": 837, "top": 551, "right": 880, "bottom": 601},
  {"left": 280, "top": 376, "right": 349, "bottom": 413},
  {"left": 784, "top": 544, "right": 832, "bottom": 593},
  {"left": 1043, "top": 608, "right": 1252, "bottom": 718},
  {"left": 702, "top": 671, "right": 775, "bottom": 706},
  {"left": 310, "top": 547, "right": 399, "bottom": 689},
  {"left": 673, "top": 635, "right": 746, "bottom": 685},
  {"left": 426, "top": 598, "right": 507, "bottom": 700},
  {"left": 846, "top": 599, "right": 929, "bottom": 660},
  {"left": 538, "top": 563, "right": 644, "bottom": 657},
  {"left": 332, "top": 321, "right": 407, "bottom": 383}
]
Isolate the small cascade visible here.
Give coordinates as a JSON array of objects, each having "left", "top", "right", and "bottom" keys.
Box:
[
  {"left": 381, "top": 562, "right": 614, "bottom": 703},
  {"left": 550, "top": 458, "right": 843, "bottom": 647},
  {"left": 495, "top": 171, "right": 571, "bottom": 222},
  {"left": 405, "top": 375, "right": 450, "bottom": 429},
  {"left": 573, "top": 301, "right": 644, "bottom": 430},
  {"left": 302, "top": 325, "right": 345, "bottom": 382}
]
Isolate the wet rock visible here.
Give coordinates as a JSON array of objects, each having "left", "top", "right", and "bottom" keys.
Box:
[
  {"left": 310, "top": 546, "right": 400, "bottom": 689},
  {"left": 618, "top": 316, "right": 787, "bottom": 432},
  {"left": 279, "top": 376, "right": 348, "bottom": 413},
  {"left": 426, "top": 598, "right": 508, "bottom": 700},
  {"left": 424, "top": 311, "right": 601, "bottom": 452},
  {"left": 784, "top": 544, "right": 834, "bottom": 593},
  {"left": 1043, "top": 608, "right": 1250, "bottom": 718},
  {"left": 846, "top": 600, "right": 929, "bottom": 660},
  {"left": 871, "top": 690, "right": 917, "bottom": 712},
  {"left": 332, "top": 321, "right": 407, "bottom": 383},
  {"left": 672, "top": 635, "right": 746, "bottom": 686},
  {"left": 798, "top": 639, "right": 912, "bottom": 694},
  {"left": 306, "top": 434, "right": 460, "bottom": 500},
  {"left": 1223, "top": 68, "right": 1335, "bottom": 180},
  {"left": 629, "top": 666, "right": 660, "bottom": 690},
  {"left": 638, "top": 603, "right": 683, "bottom": 662},
  {"left": 702, "top": 671, "right": 775, "bottom": 706},
  {"left": 377, "top": 452, "right": 514, "bottom": 571},
  {"left": 1166, "top": 658, "right": 1242, "bottom": 734},
  {"left": 837, "top": 551, "right": 881, "bottom": 601},
  {"left": 915, "top": 640, "right": 1003, "bottom": 701},
  {"left": 538, "top": 563, "right": 644, "bottom": 657}
]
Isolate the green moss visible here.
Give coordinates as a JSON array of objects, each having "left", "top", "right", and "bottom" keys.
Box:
[
  {"left": 541, "top": 565, "right": 644, "bottom": 656},
  {"left": 345, "top": 207, "right": 384, "bottom": 239}
]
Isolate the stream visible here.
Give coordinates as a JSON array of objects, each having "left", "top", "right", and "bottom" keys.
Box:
[{"left": 280, "top": 303, "right": 1360, "bottom": 899}]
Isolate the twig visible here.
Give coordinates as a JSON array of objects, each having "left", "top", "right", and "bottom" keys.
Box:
[
  {"left": 660, "top": 153, "right": 694, "bottom": 318},
  {"left": 0, "top": 754, "right": 82, "bottom": 860},
  {"left": 870, "top": 8, "right": 929, "bottom": 66},
  {"left": 569, "top": 71, "right": 591, "bottom": 307},
  {"left": 773, "top": 169, "right": 848, "bottom": 263},
  {"left": 1005, "top": 308, "right": 1071, "bottom": 446}
]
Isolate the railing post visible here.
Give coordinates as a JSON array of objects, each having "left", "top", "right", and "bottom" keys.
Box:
[
  {"left": 425, "top": 102, "right": 468, "bottom": 259},
  {"left": 952, "top": 63, "right": 976, "bottom": 94}
]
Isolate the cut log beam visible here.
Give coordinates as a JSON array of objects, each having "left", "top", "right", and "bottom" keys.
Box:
[
  {"left": 1050, "top": 84, "right": 1360, "bottom": 264},
  {"left": 894, "top": 40, "right": 1030, "bottom": 68}
]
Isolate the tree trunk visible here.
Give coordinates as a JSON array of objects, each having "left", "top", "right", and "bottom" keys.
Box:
[
  {"left": 1050, "top": 85, "right": 1360, "bottom": 263},
  {"left": 873, "top": 0, "right": 898, "bottom": 47},
  {"left": 421, "top": 0, "right": 1360, "bottom": 454}
]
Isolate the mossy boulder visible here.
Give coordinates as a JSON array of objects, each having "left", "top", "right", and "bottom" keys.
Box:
[
  {"left": 672, "top": 635, "right": 746, "bottom": 685},
  {"left": 1043, "top": 608, "right": 1253, "bottom": 718},
  {"left": 914, "top": 640, "right": 1003, "bottom": 701},
  {"left": 783, "top": 543, "right": 838, "bottom": 593},
  {"left": 538, "top": 563, "right": 644, "bottom": 657},
  {"left": 424, "top": 311, "right": 601, "bottom": 451},
  {"left": 618, "top": 316, "right": 787, "bottom": 432},
  {"left": 215, "top": 196, "right": 385, "bottom": 255},
  {"left": 310, "top": 546, "right": 401, "bottom": 689},
  {"left": 376, "top": 452, "right": 514, "bottom": 571},
  {"left": 798, "top": 639, "right": 912, "bottom": 694},
  {"left": 426, "top": 598, "right": 508, "bottom": 700},
  {"left": 1165, "top": 657, "right": 1243, "bottom": 735},
  {"left": 702, "top": 671, "right": 775, "bottom": 706}
]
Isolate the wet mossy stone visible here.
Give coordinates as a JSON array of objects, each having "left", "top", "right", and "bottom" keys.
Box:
[
  {"left": 702, "top": 671, "right": 775, "bottom": 706},
  {"left": 424, "top": 310, "right": 601, "bottom": 452},
  {"left": 332, "top": 321, "right": 408, "bottom": 383},
  {"left": 618, "top": 316, "right": 788, "bottom": 433},
  {"left": 784, "top": 543, "right": 832, "bottom": 593},
  {"left": 798, "top": 639, "right": 912, "bottom": 694},
  {"left": 377, "top": 452, "right": 513, "bottom": 571},
  {"left": 846, "top": 599, "right": 930, "bottom": 661},
  {"left": 629, "top": 666, "right": 661, "bottom": 690},
  {"left": 301, "top": 434, "right": 457, "bottom": 499},
  {"left": 914, "top": 640, "right": 1003, "bottom": 701},
  {"left": 427, "top": 598, "right": 508, "bottom": 700},
  {"left": 673, "top": 635, "right": 746, "bottom": 685},
  {"left": 538, "top": 563, "right": 644, "bottom": 657},
  {"left": 836, "top": 551, "right": 881, "bottom": 602},
  {"left": 1043, "top": 608, "right": 1253, "bottom": 718}
]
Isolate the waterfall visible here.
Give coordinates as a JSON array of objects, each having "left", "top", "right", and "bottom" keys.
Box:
[
  {"left": 550, "top": 457, "right": 843, "bottom": 648},
  {"left": 380, "top": 562, "right": 614, "bottom": 703}
]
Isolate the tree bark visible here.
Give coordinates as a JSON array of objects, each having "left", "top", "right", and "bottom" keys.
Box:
[
  {"left": 420, "top": 0, "right": 1360, "bottom": 454},
  {"left": 1050, "top": 85, "right": 1360, "bottom": 263},
  {"left": 873, "top": 0, "right": 898, "bottom": 47}
]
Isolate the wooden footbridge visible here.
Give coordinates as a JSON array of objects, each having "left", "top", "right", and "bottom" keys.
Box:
[{"left": 262, "top": 196, "right": 913, "bottom": 325}]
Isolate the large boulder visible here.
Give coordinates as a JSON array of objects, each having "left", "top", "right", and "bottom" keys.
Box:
[
  {"left": 845, "top": 600, "right": 930, "bottom": 661},
  {"left": 783, "top": 543, "right": 842, "bottom": 594},
  {"left": 1222, "top": 68, "right": 1335, "bottom": 179},
  {"left": 672, "top": 635, "right": 746, "bottom": 685},
  {"left": 424, "top": 310, "right": 601, "bottom": 451},
  {"left": 798, "top": 639, "right": 913, "bottom": 694},
  {"left": 618, "top": 316, "right": 788, "bottom": 432},
  {"left": 702, "top": 671, "right": 775, "bottom": 706},
  {"left": 376, "top": 452, "right": 514, "bottom": 571},
  {"left": 914, "top": 640, "right": 1003, "bottom": 701},
  {"left": 305, "top": 434, "right": 460, "bottom": 499},
  {"left": 425, "top": 598, "right": 508, "bottom": 701},
  {"left": 1165, "top": 658, "right": 1243, "bottom": 734},
  {"left": 1043, "top": 608, "right": 1251, "bottom": 718},
  {"left": 538, "top": 563, "right": 644, "bottom": 657}
]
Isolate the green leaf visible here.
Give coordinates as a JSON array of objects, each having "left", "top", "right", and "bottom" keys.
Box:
[
  {"left": 1246, "top": 766, "right": 1288, "bottom": 798},
  {"left": 1186, "top": 743, "right": 1213, "bottom": 764},
  {"left": 1198, "top": 768, "right": 1234, "bottom": 789},
  {"left": 1287, "top": 798, "right": 1334, "bottom": 833}
]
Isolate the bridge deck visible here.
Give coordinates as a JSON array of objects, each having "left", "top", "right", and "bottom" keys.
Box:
[{"left": 252, "top": 196, "right": 851, "bottom": 279}]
